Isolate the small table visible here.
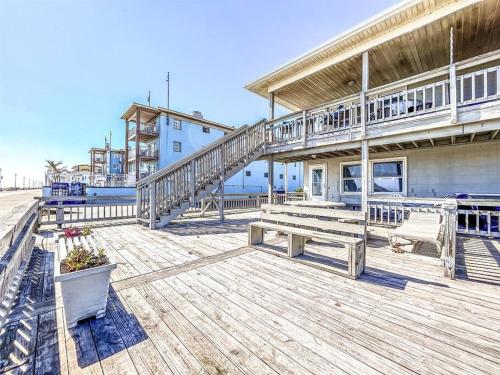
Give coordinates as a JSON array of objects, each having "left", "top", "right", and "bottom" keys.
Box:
[{"left": 284, "top": 200, "right": 346, "bottom": 208}]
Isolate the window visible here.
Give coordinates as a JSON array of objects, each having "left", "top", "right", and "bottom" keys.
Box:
[
  {"left": 264, "top": 172, "right": 268, "bottom": 178},
  {"left": 292, "top": 175, "right": 296, "bottom": 180},
  {"left": 202, "top": 126, "right": 210, "bottom": 133},
  {"left": 279, "top": 174, "right": 283, "bottom": 179},
  {"left": 340, "top": 158, "right": 406, "bottom": 195},
  {"left": 372, "top": 159, "right": 405, "bottom": 194},
  {"left": 173, "top": 141, "right": 182, "bottom": 152},
  {"left": 173, "top": 119, "right": 182, "bottom": 130},
  {"left": 341, "top": 163, "right": 362, "bottom": 194},
  {"left": 245, "top": 170, "right": 251, "bottom": 177}
]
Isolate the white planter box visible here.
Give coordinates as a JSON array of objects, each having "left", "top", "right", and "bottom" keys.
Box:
[{"left": 55, "top": 263, "right": 117, "bottom": 328}]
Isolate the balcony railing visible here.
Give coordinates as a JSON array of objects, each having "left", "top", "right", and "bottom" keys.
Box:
[
  {"left": 129, "top": 148, "right": 159, "bottom": 159},
  {"left": 128, "top": 123, "right": 159, "bottom": 138},
  {"left": 266, "top": 61, "right": 500, "bottom": 145}
]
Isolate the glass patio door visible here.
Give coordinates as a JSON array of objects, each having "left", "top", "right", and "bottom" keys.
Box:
[{"left": 309, "top": 164, "right": 326, "bottom": 201}]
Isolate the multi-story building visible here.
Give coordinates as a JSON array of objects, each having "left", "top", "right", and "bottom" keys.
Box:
[
  {"left": 121, "top": 103, "right": 303, "bottom": 192},
  {"left": 136, "top": 0, "right": 500, "bottom": 230},
  {"left": 89, "top": 147, "right": 125, "bottom": 174}
]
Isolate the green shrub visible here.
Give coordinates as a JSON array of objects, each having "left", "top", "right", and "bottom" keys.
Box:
[
  {"left": 81, "top": 225, "right": 92, "bottom": 236},
  {"left": 60, "top": 246, "right": 108, "bottom": 273}
]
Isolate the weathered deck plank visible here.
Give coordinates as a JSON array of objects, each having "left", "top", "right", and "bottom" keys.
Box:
[{"left": 1, "top": 211, "right": 499, "bottom": 375}]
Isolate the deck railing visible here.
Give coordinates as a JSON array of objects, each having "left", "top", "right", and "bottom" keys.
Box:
[
  {"left": 196, "top": 192, "right": 305, "bottom": 215},
  {"left": 38, "top": 196, "right": 136, "bottom": 226},
  {"left": 128, "top": 122, "right": 159, "bottom": 137},
  {"left": 266, "top": 61, "right": 500, "bottom": 145}
]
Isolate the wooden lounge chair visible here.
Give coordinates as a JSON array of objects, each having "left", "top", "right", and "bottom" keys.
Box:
[{"left": 388, "top": 211, "right": 444, "bottom": 255}]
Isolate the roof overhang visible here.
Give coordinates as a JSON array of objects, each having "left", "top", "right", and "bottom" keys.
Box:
[
  {"left": 246, "top": 0, "right": 495, "bottom": 110},
  {"left": 120, "top": 103, "right": 235, "bottom": 133}
]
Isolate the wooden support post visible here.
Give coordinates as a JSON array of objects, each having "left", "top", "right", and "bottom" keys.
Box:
[
  {"left": 288, "top": 233, "right": 305, "bottom": 257},
  {"left": 135, "top": 109, "right": 141, "bottom": 181},
  {"left": 361, "top": 51, "right": 369, "bottom": 136},
  {"left": 248, "top": 225, "right": 264, "bottom": 245},
  {"left": 268, "top": 92, "right": 275, "bottom": 121},
  {"left": 361, "top": 140, "right": 369, "bottom": 215},
  {"left": 149, "top": 182, "right": 156, "bottom": 230},
  {"left": 190, "top": 160, "right": 195, "bottom": 205},
  {"left": 219, "top": 146, "right": 225, "bottom": 222},
  {"left": 124, "top": 119, "right": 129, "bottom": 174},
  {"left": 302, "top": 110, "right": 307, "bottom": 147},
  {"left": 284, "top": 162, "right": 288, "bottom": 198},
  {"left": 449, "top": 27, "right": 458, "bottom": 124},
  {"left": 268, "top": 156, "right": 274, "bottom": 204},
  {"left": 442, "top": 198, "right": 458, "bottom": 279}
]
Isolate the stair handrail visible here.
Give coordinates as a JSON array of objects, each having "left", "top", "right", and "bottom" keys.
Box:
[{"left": 137, "top": 119, "right": 266, "bottom": 188}]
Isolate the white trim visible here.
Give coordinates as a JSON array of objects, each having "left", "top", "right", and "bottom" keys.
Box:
[
  {"left": 371, "top": 156, "right": 407, "bottom": 196},
  {"left": 308, "top": 163, "right": 327, "bottom": 201},
  {"left": 339, "top": 156, "right": 407, "bottom": 196},
  {"left": 339, "top": 161, "right": 363, "bottom": 196}
]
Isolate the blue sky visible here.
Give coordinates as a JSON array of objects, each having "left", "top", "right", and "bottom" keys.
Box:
[{"left": 0, "top": 0, "right": 397, "bottom": 187}]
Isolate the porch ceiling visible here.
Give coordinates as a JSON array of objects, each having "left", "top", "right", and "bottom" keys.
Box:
[
  {"left": 247, "top": 0, "right": 500, "bottom": 110},
  {"left": 272, "top": 130, "right": 500, "bottom": 163}
]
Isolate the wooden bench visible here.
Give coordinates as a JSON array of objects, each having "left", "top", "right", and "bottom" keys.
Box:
[
  {"left": 388, "top": 211, "right": 443, "bottom": 255},
  {"left": 249, "top": 204, "right": 366, "bottom": 279}
]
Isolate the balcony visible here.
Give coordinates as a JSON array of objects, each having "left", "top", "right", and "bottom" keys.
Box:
[
  {"left": 128, "top": 122, "right": 159, "bottom": 142},
  {"left": 266, "top": 57, "right": 500, "bottom": 155},
  {"left": 128, "top": 147, "right": 159, "bottom": 162}
]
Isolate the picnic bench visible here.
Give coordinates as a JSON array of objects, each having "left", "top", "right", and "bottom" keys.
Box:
[
  {"left": 249, "top": 204, "right": 366, "bottom": 279},
  {"left": 388, "top": 211, "right": 444, "bottom": 255}
]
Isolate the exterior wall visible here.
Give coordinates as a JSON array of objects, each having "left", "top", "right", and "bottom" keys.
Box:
[
  {"left": 109, "top": 151, "right": 124, "bottom": 174},
  {"left": 157, "top": 114, "right": 225, "bottom": 169},
  {"left": 225, "top": 161, "right": 304, "bottom": 194},
  {"left": 303, "top": 141, "right": 500, "bottom": 205}
]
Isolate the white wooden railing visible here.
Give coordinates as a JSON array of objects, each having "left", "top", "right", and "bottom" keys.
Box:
[
  {"left": 197, "top": 192, "right": 306, "bottom": 214},
  {"left": 137, "top": 120, "right": 267, "bottom": 226},
  {"left": 266, "top": 62, "right": 500, "bottom": 145},
  {"left": 39, "top": 196, "right": 136, "bottom": 226}
]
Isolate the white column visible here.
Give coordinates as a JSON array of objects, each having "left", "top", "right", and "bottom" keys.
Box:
[
  {"left": 361, "top": 51, "right": 370, "bottom": 215},
  {"left": 361, "top": 140, "right": 369, "bottom": 215},
  {"left": 149, "top": 182, "right": 156, "bottom": 230},
  {"left": 449, "top": 27, "right": 457, "bottom": 124},
  {"left": 268, "top": 156, "right": 274, "bottom": 204},
  {"left": 268, "top": 92, "right": 275, "bottom": 121},
  {"left": 219, "top": 145, "right": 225, "bottom": 221}
]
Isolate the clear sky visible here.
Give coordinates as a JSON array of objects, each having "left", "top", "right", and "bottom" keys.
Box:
[{"left": 0, "top": 0, "right": 397, "bottom": 188}]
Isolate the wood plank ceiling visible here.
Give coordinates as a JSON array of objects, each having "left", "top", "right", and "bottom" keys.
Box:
[{"left": 247, "top": 0, "right": 500, "bottom": 110}]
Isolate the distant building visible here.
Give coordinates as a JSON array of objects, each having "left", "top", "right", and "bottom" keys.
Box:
[
  {"left": 89, "top": 147, "right": 125, "bottom": 174},
  {"left": 121, "top": 103, "right": 303, "bottom": 193},
  {"left": 71, "top": 164, "right": 91, "bottom": 172}
]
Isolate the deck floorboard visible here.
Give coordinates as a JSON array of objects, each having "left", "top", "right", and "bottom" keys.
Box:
[{"left": 1, "top": 211, "right": 499, "bottom": 375}]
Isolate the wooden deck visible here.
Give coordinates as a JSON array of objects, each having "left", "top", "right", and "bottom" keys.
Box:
[{"left": 1, "top": 211, "right": 500, "bottom": 375}]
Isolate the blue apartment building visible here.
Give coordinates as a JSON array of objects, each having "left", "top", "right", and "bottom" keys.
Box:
[{"left": 122, "top": 103, "right": 303, "bottom": 193}]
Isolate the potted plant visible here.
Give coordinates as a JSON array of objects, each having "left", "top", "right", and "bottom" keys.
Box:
[{"left": 55, "top": 241, "right": 116, "bottom": 328}]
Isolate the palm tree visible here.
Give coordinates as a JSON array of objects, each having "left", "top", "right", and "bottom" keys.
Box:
[{"left": 45, "top": 160, "right": 67, "bottom": 183}]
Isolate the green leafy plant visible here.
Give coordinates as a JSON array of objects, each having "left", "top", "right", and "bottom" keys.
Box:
[
  {"left": 60, "top": 246, "right": 108, "bottom": 273},
  {"left": 295, "top": 187, "right": 304, "bottom": 193},
  {"left": 81, "top": 225, "right": 92, "bottom": 236}
]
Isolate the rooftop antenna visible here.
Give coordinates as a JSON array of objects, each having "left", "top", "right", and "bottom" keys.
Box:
[
  {"left": 166, "top": 72, "right": 170, "bottom": 109},
  {"left": 109, "top": 130, "right": 112, "bottom": 150},
  {"left": 147, "top": 90, "right": 151, "bottom": 106}
]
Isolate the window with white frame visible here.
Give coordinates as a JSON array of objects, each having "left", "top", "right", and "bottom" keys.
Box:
[
  {"left": 173, "top": 119, "right": 182, "bottom": 130},
  {"left": 173, "top": 141, "right": 182, "bottom": 152},
  {"left": 340, "top": 162, "right": 362, "bottom": 194},
  {"left": 340, "top": 158, "right": 406, "bottom": 195},
  {"left": 372, "top": 158, "right": 405, "bottom": 194}
]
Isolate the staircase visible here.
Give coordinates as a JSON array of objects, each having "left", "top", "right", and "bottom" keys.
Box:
[{"left": 136, "top": 119, "right": 267, "bottom": 228}]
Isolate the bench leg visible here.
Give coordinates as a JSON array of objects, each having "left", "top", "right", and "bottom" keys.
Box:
[
  {"left": 249, "top": 226, "right": 264, "bottom": 246},
  {"left": 288, "top": 233, "right": 305, "bottom": 257},
  {"left": 348, "top": 242, "right": 365, "bottom": 279}
]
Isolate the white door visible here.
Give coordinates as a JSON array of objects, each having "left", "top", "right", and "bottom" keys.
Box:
[{"left": 309, "top": 164, "right": 326, "bottom": 201}]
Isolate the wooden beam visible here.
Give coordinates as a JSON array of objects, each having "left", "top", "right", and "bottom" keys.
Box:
[
  {"left": 361, "top": 140, "right": 369, "bottom": 215},
  {"left": 429, "top": 138, "right": 435, "bottom": 147},
  {"left": 490, "top": 130, "right": 499, "bottom": 140},
  {"left": 268, "top": 156, "right": 274, "bottom": 204},
  {"left": 267, "top": 0, "right": 480, "bottom": 94},
  {"left": 135, "top": 109, "right": 140, "bottom": 181},
  {"left": 450, "top": 136, "right": 455, "bottom": 145},
  {"left": 381, "top": 145, "right": 391, "bottom": 151},
  {"left": 411, "top": 141, "right": 419, "bottom": 148},
  {"left": 124, "top": 120, "right": 129, "bottom": 174},
  {"left": 396, "top": 143, "right": 404, "bottom": 150},
  {"left": 470, "top": 133, "right": 476, "bottom": 142},
  {"left": 284, "top": 163, "right": 289, "bottom": 195},
  {"left": 269, "top": 92, "right": 275, "bottom": 121}
]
